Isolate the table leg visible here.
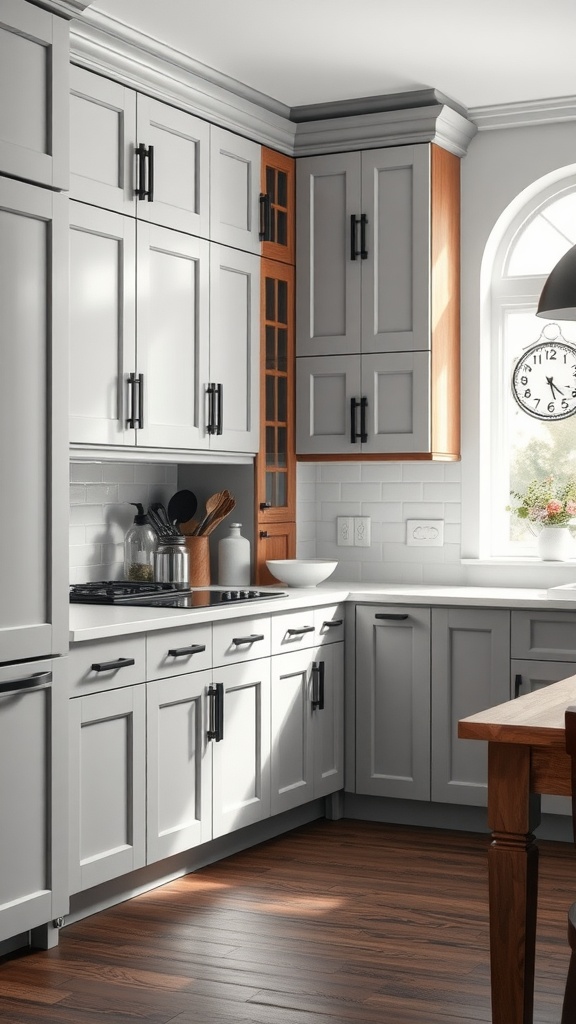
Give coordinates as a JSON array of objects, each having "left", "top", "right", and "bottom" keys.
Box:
[{"left": 487, "top": 742, "right": 541, "bottom": 1024}]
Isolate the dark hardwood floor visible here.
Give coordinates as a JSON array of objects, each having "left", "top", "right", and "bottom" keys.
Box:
[{"left": 1, "top": 820, "right": 575, "bottom": 1023}]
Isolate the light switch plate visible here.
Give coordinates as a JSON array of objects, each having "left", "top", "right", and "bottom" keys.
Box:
[{"left": 406, "top": 519, "right": 444, "bottom": 546}]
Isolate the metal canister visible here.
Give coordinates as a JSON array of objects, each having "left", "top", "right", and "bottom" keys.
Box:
[{"left": 153, "top": 536, "right": 189, "bottom": 588}]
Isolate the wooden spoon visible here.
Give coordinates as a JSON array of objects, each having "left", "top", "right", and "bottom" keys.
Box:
[
  {"left": 204, "top": 496, "right": 236, "bottom": 535},
  {"left": 194, "top": 490, "right": 229, "bottom": 535}
]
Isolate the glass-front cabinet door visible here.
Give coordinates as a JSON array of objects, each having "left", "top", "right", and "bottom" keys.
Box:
[{"left": 260, "top": 147, "right": 295, "bottom": 264}]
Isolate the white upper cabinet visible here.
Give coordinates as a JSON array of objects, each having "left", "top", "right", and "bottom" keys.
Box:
[
  {"left": 209, "top": 127, "right": 261, "bottom": 253},
  {"left": 0, "top": 0, "right": 69, "bottom": 190}
]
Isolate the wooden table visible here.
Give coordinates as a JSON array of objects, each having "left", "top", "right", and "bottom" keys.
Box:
[{"left": 459, "top": 675, "right": 576, "bottom": 1024}]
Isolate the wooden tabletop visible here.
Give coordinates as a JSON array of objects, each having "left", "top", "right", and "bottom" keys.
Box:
[{"left": 458, "top": 673, "right": 576, "bottom": 748}]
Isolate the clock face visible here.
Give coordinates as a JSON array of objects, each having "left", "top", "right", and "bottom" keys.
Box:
[{"left": 511, "top": 340, "right": 576, "bottom": 420}]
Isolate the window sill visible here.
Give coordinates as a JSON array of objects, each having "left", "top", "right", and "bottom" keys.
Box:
[{"left": 462, "top": 557, "right": 576, "bottom": 567}]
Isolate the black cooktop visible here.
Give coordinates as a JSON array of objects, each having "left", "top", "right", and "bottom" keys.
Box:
[{"left": 70, "top": 581, "right": 286, "bottom": 609}]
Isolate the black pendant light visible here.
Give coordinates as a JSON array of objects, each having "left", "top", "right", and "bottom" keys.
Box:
[{"left": 537, "top": 243, "right": 576, "bottom": 319}]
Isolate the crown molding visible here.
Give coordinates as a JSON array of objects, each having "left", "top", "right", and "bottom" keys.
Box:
[
  {"left": 291, "top": 88, "right": 468, "bottom": 123},
  {"left": 470, "top": 95, "right": 576, "bottom": 130},
  {"left": 293, "top": 103, "right": 477, "bottom": 159},
  {"left": 70, "top": 10, "right": 297, "bottom": 153},
  {"left": 29, "top": 0, "right": 94, "bottom": 16}
]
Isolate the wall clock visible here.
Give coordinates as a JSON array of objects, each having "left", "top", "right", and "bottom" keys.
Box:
[{"left": 511, "top": 327, "right": 576, "bottom": 420}]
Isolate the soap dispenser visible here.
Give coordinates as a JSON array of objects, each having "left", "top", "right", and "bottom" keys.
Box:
[{"left": 124, "top": 503, "right": 156, "bottom": 582}]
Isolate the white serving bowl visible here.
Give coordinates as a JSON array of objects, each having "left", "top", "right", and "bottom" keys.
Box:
[{"left": 266, "top": 558, "right": 338, "bottom": 588}]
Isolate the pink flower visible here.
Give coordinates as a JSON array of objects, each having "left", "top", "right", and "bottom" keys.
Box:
[
  {"left": 546, "top": 500, "right": 563, "bottom": 515},
  {"left": 567, "top": 501, "right": 576, "bottom": 517}
]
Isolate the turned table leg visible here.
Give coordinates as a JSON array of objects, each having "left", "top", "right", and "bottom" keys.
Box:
[{"left": 487, "top": 742, "right": 541, "bottom": 1024}]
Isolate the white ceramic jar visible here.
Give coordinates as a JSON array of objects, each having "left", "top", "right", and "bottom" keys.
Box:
[{"left": 218, "top": 523, "right": 251, "bottom": 586}]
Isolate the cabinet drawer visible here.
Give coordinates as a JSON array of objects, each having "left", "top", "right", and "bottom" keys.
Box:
[
  {"left": 271, "top": 608, "right": 318, "bottom": 654},
  {"left": 69, "top": 636, "right": 145, "bottom": 695},
  {"left": 511, "top": 610, "right": 576, "bottom": 661},
  {"left": 314, "top": 604, "right": 345, "bottom": 645},
  {"left": 212, "top": 616, "right": 271, "bottom": 665},
  {"left": 147, "top": 624, "right": 212, "bottom": 679}
]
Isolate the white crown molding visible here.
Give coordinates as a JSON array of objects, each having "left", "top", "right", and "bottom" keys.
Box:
[
  {"left": 70, "top": 10, "right": 296, "bottom": 153},
  {"left": 470, "top": 95, "right": 576, "bottom": 130},
  {"left": 293, "top": 103, "right": 477, "bottom": 159},
  {"left": 30, "top": 0, "right": 94, "bottom": 16}
]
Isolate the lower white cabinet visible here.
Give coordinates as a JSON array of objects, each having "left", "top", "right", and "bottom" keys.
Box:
[
  {"left": 355, "top": 604, "right": 511, "bottom": 807},
  {"left": 270, "top": 641, "right": 344, "bottom": 815}
]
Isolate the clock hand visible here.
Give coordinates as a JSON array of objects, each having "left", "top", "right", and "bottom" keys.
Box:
[{"left": 546, "top": 376, "right": 564, "bottom": 399}]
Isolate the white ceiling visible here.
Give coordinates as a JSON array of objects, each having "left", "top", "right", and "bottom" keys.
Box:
[{"left": 89, "top": 0, "right": 576, "bottom": 112}]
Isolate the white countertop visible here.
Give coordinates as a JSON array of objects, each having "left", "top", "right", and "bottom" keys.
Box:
[{"left": 69, "top": 582, "right": 576, "bottom": 643}]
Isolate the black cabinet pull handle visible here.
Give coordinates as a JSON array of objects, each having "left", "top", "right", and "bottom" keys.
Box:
[
  {"left": 350, "top": 397, "right": 359, "bottom": 443},
  {"left": 323, "top": 619, "right": 343, "bottom": 629},
  {"left": 375, "top": 613, "right": 408, "bottom": 621},
  {"left": 350, "top": 214, "right": 360, "bottom": 260},
  {"left": 514, "top": 673, "right": 522, "bottom": 699},
  {"left": 360, "top": 213, "right": 368, "bottom": 259},
  {"left": 232, "top": 633, "right": 265, "bottom": 646},
  {"left": 216, "top": 383, "right": 223, "bottom": 435},
  {"left": 259, "top": 193, "right": 271, "bottom": 241},
  {"left": 311, "top": 661, "right": 325, "bottom": 710},
  {"left": 0, "top": 671, "right": 51, "bottom": 695},
  {"left": 91, "top": 658, "right": 135, "bottom": 673},
  {"left": 206, "top": 382, "right": 216, "bottom": 434},
  {"left": 127, "top": 372, "right": 137, "bottom": 429},
  {"left": 167, "top": 644, "right": 206, "bottom": 657},
  {"left": 136, "top": 373, "right": 144, "bottom": 429},
  {"left": 136, "top": 143, "right": 147, "bottom": 199},
  {"left": 147, "top": 145, "right": 154, "bottom": 202},
  {"left": 260, "top": 501, "right": 271, "bottom": 511},
  {"left": 360, "top": 395, "right": 368, "bottom": 443},
  {"left": 287, "top": 626, "right": 315, "bottom": 636},
  {"left": 260, "top": 530, "right": 269, "bottom": 539},
  {"left": 207, "top": 682, "right": 224, "bottom": 741}
]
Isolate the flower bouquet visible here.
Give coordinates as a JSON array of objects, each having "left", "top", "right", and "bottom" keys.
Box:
[{"left": 507, "top": 476, "right": 576, "bottom": 526}]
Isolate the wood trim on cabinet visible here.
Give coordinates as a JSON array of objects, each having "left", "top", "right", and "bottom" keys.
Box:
[
  {"left": 254, "top": 522, "right": 296, "bottom": 585},
  {"left": 261, "top": 148, "right": 295, "bottom": 264}
]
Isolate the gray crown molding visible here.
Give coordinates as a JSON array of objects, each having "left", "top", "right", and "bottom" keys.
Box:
[
  {"left": 470, "top": 95, "right": 576, "bottom": 131},
  {"left": 70, "top": 11, "right": 297, "bottom": 154},
  {"left": 291, "top": 88, "right": 468, "bottom": 123},
  {"left": 29, "top": 0, "right": 94, "bottom": 16},
  {"left": 293, "top": 103, "right": 477, "bottom": 159}
]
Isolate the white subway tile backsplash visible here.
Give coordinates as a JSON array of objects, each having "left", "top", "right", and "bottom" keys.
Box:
[
  {"left": 319, "top": 463, "right": 362, "bottom": 483},
  {"left": 422, "top": 482, "right": 461, "bottom": 502},
  {"left": 360, "top": 463, "right": 402, "bottom": 482},
  {"left": 443, "top": 462, "right": 462, "bottom": 482},
  {"left": 70, "top": 462, "right": 103, "bottom": 483},
  {"left": 86, "top": 483, "right": 119, "bottom": 504},
  {"left": 381, "top": 482, "right": 422, "bottom": 502},
  {"left": 402, "top": 501, "right": 445, "bottom": 520},
  {"left": 69, "top": 484, "right": 86, "bottom": 504},
  {"left": 341, "top": 482, "right": 382, "bottom": 503},
  {"left": 402, "top": 463, "right": 445, "bottom": 481}
]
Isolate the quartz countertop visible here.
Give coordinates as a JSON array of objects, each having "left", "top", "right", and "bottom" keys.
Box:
[{"left": 68, "top": 582, "right": 576, "bottom": 643}]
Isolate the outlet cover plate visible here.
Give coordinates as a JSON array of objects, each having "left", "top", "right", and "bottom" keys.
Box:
[
  {"left": 406, "top": 519, "right": 444, "bottom": 546},
  {"left": 337, "top": 516, "right": 354, "bottom": 546},
  {"left": 354, "top": 516, "right": 371, "bottom": 547}
]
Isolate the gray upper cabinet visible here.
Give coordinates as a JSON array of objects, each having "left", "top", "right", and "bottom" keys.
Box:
[
  {"left": 296, "top": 143, "right": 461, "bottom": 460},
  {"left": 0, "top": 0, "right": 69, "bottom": 191},
  {"left": 209, "top": 127, "right": 261, "bottom": 253}
]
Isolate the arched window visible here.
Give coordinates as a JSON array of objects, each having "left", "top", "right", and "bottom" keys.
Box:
[{"left": 484, "top": 177, "right": 576, "bottom": 557}]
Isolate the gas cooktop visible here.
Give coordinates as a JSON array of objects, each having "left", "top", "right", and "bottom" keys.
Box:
[{"left": 70, "top": 581, "right": 287, "bottom": 609}]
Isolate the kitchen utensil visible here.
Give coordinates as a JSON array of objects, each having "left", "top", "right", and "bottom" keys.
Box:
[
  {"left": 180, "top": 518, "right": 199, "bottom": 536},
  {"left": 167, "top": 489, "right": 198, "bottom": 530},
  {"left": 150, "top": 502, "right": 174, "bottom": 537},
  {"left": 194, "top": 490, "right": 229, "bottom": 535},
  {"left": 148, "top": 505, "right": 172, "bottom": 540},
  {"left": 203, "top": 495, "right": 236, "bottom": 535}
]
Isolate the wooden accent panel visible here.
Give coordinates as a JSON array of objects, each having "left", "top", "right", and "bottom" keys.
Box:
[
  {"left": 260, "top": 147, "right": 295, "bottom": 264},
  {"left": 430, "top": 143, "right": 461, "bottom": 460},
  {"left": 254, "top": 521, "right": 296, "bottom": 585}
]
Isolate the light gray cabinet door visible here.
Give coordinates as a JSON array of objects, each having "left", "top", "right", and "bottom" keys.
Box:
[
  {"left": 69, "top": 202, "right": 136, "bottom": 447},
  {"left": 361, "top": 146, "right": 430, "bottom": 354},
  {"left": 210, "top": 127, "right": 261, "bottom": 253},
  {"left": 211, "top": 660, "right": 271, "bottom": 838},
  {"left": 208, "top": 244, "right": 260, "bottom": 454},
  {"left": 136, "top": 225, "right": 210, "bottom": 451},
  {"left": 431, "top": 608, "right": 511, "bottom": 806},
  {"left": 296, "top": 152, "right": 362, "bottom": 357},
  {"left": 69, "top": 684, "right": 146, "bottom": 894},
  {"left": 313, "top": 641, "right": 345, "bottom": 800},
  {"left": 0, "top": 0, "right": 68, "bottom": 190},
  {"left": 296, "top": 354, "right": 361, "bottom": 455},
  {"left": 136, "top": 96, "right": 210, "bottom": 237},
  {"left": 146, "top": 670, "right": 213, "bottom": 863},
  {"left": 355, "top": 605, "right": 431, "bottom": 801},
  {"left": 0, "top": 179, "right": 68, "bottom": 662},
  {"left": 361, "top": 352, "right": 430, "bottom": 454},
  {"left": 69, "top": 65, "right": 136, "bottom": 214},
  {"left": 0, "top": 659, "right": 68, "bottom": 943}
]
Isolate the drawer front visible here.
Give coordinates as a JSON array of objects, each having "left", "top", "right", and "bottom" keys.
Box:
[
  {"left": 271, "top": 608, "right": 319, "bottom": 654},
  {"left": 314, "top": 604, "right": 345, "bottom": 645},
  {"left": 147, "top": 624, "right": 212, "bottom": 679},
  {"left": 212, "top": 615, "right": 271, "bottom": 665},
  {"left": 69, "top": 636, "right": 146, "bottom": 695},
  {"left": 511, "top": 610, "right": 576, "bottom": 661}
]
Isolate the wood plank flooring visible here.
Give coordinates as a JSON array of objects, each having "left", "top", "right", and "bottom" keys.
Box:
[{"left": 1, "top": 820, "right": 575, "bottom": 1023}]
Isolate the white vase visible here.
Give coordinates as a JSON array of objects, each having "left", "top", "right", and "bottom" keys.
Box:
[
  {"left": 536, "top": 526, "right": 574, "bottom": 561},
  {"left": 217, "top": 523, "right": 251, "bottom": 586}
]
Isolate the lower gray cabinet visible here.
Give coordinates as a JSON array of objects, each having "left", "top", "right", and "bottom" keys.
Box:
[
  {"left": 270, "top": 641, "right": 344, "bottom": 815},
  {"left": 355, "top": 605, "right": 431, "bottom": 801},
  {"left": 431, "top": 608, "right": 510, "bottom": 806}
]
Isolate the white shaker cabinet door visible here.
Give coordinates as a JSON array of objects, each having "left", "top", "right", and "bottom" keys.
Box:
[
  {"left": 208, "top": 244, "right": 260, "bottom": 454},
  {"left": 361, "top": 352, "right": 430, "bottom": 454},
  {"left": 136, "top": 224, "right": 210, "bottom": 451},
  {"left": 69, "top": 65, "right": 137, "bottom": 215},
  {"left": 147, "top": 671, "right": 213, "bottom": 863},
  {"left": 0, "top": 0, "right": 68, "bottom": 190},
  {"left": 210, "top": 127, "right": 261, "bottom": 253},
  {"left": 296, "top": 152, "right": 362, "bottom": 357},
  {"left": 69, "top": 202, "right": 136, "bottom": 447},
  {"left": 211, "top": 660, "right": 271, "bottom": 838},
  {"left": 136, "top": 96, "right": 210, "bottom": 237},
  {"left": 313, "top": 641, "right": 344, "bottom": 800},
  {"left": 296, "top": 355, "right": 361, "bottom": 455},
  {"left": 270, "top": 648, "right": 315, "bottom": 815},
  {"left": 361, "top": 145, "right": 430, "bottom": 354},
  {"left": 69, "top": 684, "right": 146, "bottom": 894}
]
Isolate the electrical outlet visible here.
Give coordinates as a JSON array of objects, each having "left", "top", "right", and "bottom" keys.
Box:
[
  {"left": 406, "top": 519, "right": 444, "bottom": 546},
  {"left": 337, "top": 516, "right": 354, "bottom": 546},
  {"left": 354, "top": 516, "right": 371, "bottom": 547}
]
